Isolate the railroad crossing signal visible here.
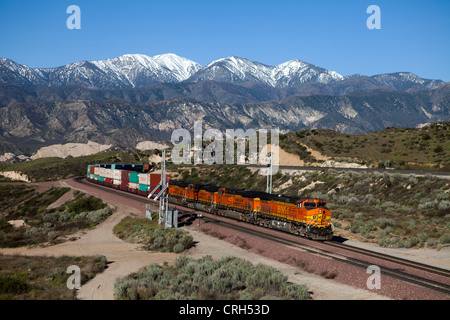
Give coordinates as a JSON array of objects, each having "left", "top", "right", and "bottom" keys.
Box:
[{"left": 266, "top": 152, "right": 273, "bottom": 194}]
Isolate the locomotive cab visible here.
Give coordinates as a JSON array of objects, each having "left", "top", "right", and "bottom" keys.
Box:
[{"left": 298, "top": 199, "right": 331, "bottom": 229}]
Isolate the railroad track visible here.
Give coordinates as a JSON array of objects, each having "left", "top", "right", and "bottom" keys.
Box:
[
  {"left": 194, "top": 215, "right": 450, "bottom": 296},
  {"left": 324, "top": 241, "right": 450, "bottom": 279},
  {"left": 76, "top": 177, "right": 450, "bottom": 296}
]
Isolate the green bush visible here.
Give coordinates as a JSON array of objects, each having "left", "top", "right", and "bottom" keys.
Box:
[
  {"left": 0, "top": 275, "right": 29, "bottom": 294},
  {"left": 113, "top": 217, "right": 193, "bottom": 253},
  {"left": 114, "top": 256, "right": 310, "bottom": 300},
  {"left": 66, "top": 196, "right": 106, "bottom": 214},
  {"left": 439, "top": 234, "right": 450, "bottom": 244}
]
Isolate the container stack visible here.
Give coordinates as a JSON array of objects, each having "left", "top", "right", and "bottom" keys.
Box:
[{"left": 85, "top": 164, "right": 169, "bottom": 197}]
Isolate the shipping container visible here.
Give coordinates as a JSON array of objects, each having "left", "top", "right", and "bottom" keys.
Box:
[
  {"left": 121, "top": 170, "right": 129, "bottom": 181},
  {"left": 99, "top": 176, "right": 105, "bottom": 182},
  {"left": 113, "top": 169, "right": 122, "bottom": 180},
  {"left": 138, "top": 184, "right": 149, "bottom": 192},
  {"left": 139, "top": 173, "right": 150, "bottom": 185},
  {"left": 129, "top": 172, "right": 139, "bottom": 183},
  {"left": 105, "top": 169, "right": 114, "bottom": 179},
  {"left": 120, "top": 181, "right": 128, "bottom": 191},
  {"left": 128, "top": 182, "right": 139, "bottom": 189},
  {"left": 113, "top": 179, "right": 121, "bottom": 185}
]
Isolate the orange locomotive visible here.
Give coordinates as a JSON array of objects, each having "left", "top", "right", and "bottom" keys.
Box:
[{"left": 168, "top": 180, "right": 333, "bottom": 241}]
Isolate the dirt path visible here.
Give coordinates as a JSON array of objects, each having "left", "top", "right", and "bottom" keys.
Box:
[{"left": 0, "top": 179, "right": 178, "bottom": 300}]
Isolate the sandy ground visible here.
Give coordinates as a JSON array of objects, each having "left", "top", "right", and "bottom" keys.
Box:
[
  {"left": 333, "top": 228, "right": 450, "bottom": 270},
  {"left": 0, "top": 178, "right": 447, "bottom": 300}
]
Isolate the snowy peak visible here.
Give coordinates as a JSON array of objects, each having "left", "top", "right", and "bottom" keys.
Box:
[
  {"left": 186, "top": 56, "right": 344, "bottom": 87},
  {"left": 272, "top": 59, "right": 344, "bottom": 87},
  {"left": 191, "top": 56, "right": 274, "bottom": 85},
  {"left": 89, "top": 53, "right": 202, "bottom": 87},
  {"left": 152, "top": 53, "right": 202, "bottom": 82},
  {"left": 0, "top": 54, "right": 443, "bottom": 91},
  {"left": 0, "top": 53, "right": 202, "bottom": 89}
]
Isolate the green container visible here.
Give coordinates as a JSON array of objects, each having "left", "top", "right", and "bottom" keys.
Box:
[
  {"left": 129, "top": 172, "right": 139, "bottom": 183},
  {"left": 99, "top": 177, "right": 105, "bottom": 182},
  {"left": 138, "top": 184, "right": 149, "bottom": 191}
]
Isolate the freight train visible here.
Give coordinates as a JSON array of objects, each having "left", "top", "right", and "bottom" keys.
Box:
[{"left": 86, "top": 164, "right": 333, "bottom": 240}]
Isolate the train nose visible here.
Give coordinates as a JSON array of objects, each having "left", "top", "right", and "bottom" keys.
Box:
[{"left": 316, "top": 208, "right": 328, "bottom": 226}]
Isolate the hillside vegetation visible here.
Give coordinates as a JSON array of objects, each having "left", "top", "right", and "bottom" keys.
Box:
[
  {"left": 280, "top": 122, "right": 450, "bottom": 171},
  {"left": 0, "top": 185, "right": 112, "bottom": 247},
  {"left": 0, "top": 254, "right": 107, "bottom": 299}
]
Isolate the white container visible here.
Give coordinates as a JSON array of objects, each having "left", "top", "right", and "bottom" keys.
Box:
[
  {"left": 106, "top": 168, "right": 114, "bottom": 178},
  {"left": 138, "top": 173, "right": 150, "bottom": 185},
  {"left": 113, "top": 169, "right": 122, "bottom": 180},
  {"left": 128, "top": 182, "right": 139, "bottom": 189}
]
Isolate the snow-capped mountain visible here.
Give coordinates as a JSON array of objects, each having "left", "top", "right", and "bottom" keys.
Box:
[
  {"left": 0, "top": 54, "right": 202, "bottom": 89},
  {"left": 0, "top": 54, "right": 444, "bottom": 91},
  {"left": 185, "top": 56, "right": 344, "bottom": 87},
  {"left": 369, "top": 72, "right": 443, "bottom": 90}
]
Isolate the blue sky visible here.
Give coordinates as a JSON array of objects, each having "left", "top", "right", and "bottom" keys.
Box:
[{"left": 1, "top": 0, "right": 449, "bottom": 81}]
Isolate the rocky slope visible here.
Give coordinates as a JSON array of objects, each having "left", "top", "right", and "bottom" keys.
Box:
[{"left": 1, "top": 83, "right": 448, "bottom": 155}]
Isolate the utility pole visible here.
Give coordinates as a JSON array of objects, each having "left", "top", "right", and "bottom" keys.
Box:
[
  {"left": 266, "top": 152, "right": 273, "bottom": 194},
  {"left": 148, "top": 149, "right": 169, "bottom": 225}
]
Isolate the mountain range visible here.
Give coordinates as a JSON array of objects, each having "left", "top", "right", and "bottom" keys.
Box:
[
  {"left": 0, "top": 53, "right": 448, "bottom": 156},
  {"left": 0, "top": 53, "right": 444, "bottom": 92}
]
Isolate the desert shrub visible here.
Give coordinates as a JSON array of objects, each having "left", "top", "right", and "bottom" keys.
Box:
[
  {"left": 418, "top": 232, "right": 428, "bottom": 243},
  {"left": 438, "top": 201, "right": 450, "bottom": 210},
  {"left": 114, "top": 217, "right": 193, "bottom": 253},
  {"left": 66, "top": 196, "right": 106, "bottom": 214},
  {"left": 87, "top": 207, "right": 112, "bottom": 223},
  {"left": 115, "top": 256, "right": 310, "bottom": 300},
  {"left": 0, "top": 275, "right": 29, "bottom": 294},
  {"left": 375, "top": 218, "right": 396, "bottom": 229},
  {"left": 173, "top": 243, "right": 184, "bottom": 253},
  {"left": 439, "top": 234, "right": 450, "bottom": 244},
  {"left": 418, "top": 200, "right": 438, "bottom": 210}
]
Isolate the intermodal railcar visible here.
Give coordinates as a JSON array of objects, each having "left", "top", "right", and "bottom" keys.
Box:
[{"left": 86, "top": 164, "right": 333, "bottom": 240}]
